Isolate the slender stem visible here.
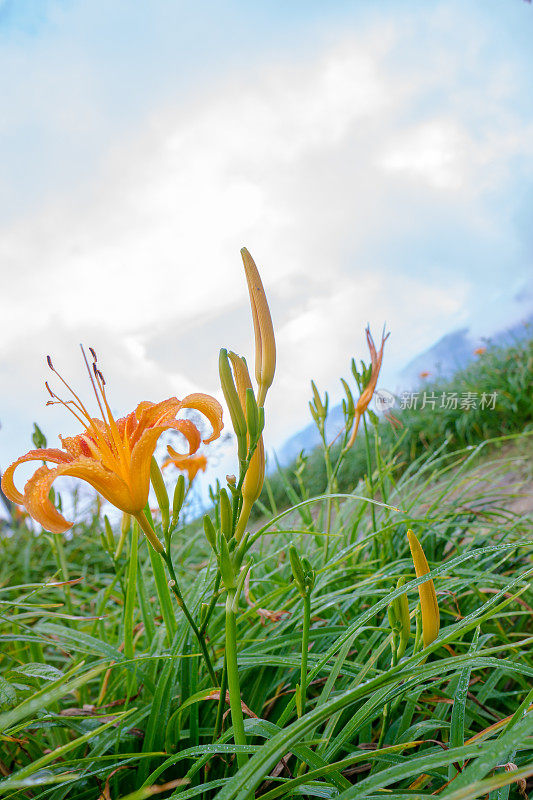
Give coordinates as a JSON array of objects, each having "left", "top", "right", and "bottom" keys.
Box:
[
  {"left": 320, "top": 426, "right": 334, "bottom": 562},
  {"left": 52, "top": 533, "right": 74, "bottom": 618},
  {"left": 199, "top": 573, "right": 222, "bottom": 637},
  {"left": 300, "top": 594, "right": 311, "bottom": 718},
  {"left": 374, "top": 425, "right": 391, "bottom": 563},
  {"left": 134, "top": 510, "right": 218, "bottom": 685},
  {"left": 164, "top": 552, "right": 218, "bottom": 687},
  {"left": 213, "top": 654, "right": 228, "bottom": 742},
  {"left": 362, "top": 414, "right": 378, "bottom": 560},
  {"left": 378, "top": 635, "right": 397, "bottom": 749},
  {"left": 225, "top": 591, "right": 248, "bottom": 769}
]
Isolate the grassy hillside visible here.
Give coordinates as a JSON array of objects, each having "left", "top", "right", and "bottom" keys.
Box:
[
  {"left": 0, "top": 338, "right": 531, "bottom": 800},
  {"left": 258, "top": 335, "right": 533, "bottom": 517}
]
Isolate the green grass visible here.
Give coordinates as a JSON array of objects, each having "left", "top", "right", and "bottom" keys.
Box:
[
  {"left": 0, "top": 338, "right": 532, "bottom": 800},
  {"left": 257, "top": 335, "right": 533, "bottom": 515}
]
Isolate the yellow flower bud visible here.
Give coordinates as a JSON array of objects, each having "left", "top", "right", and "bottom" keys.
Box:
[
  {"left": 407, "top": 530, "right": 440, "bottom": 648},
  {"left": 235, "top": 436, "right": 265, "bottom": 543},
  {"left": 241, "top": 247, "right": 276, "bottom": 407}
]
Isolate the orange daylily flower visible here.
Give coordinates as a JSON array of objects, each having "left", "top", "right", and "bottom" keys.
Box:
[
  {"left": 163, "top": 451, "right": 207, "bottom": 483},
  {"left": 346, "top": 326, "right": 389, "bottom": 448},
  {"left": 473, "top": 346, "right": 486, "bottom": 356},
  {"left": 419, "top": 370, "right": 431, "bottom": 379},
  {"left": 1, "top": 348, "right": 223, "bottom": 551}
]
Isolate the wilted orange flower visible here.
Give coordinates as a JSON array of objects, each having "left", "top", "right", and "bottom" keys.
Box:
[
  {"left": 419, "top": 371, "right": 431, "bottom": 379},
  {"left": 346, "top": 326, "right": 389, "bottom": 448},
  {"left": 163, "top": 451, "right": 207, "bottom": 483},
  {"left": 473, "top": 347, "right": 486, "bottom": 356},
  {"left": 1, "top": 348, "right": 222, "bottom": 551}
]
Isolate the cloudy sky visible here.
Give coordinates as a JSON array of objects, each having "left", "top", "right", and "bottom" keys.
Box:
[{"left": 1, "top": 0, "right": 532, "bottom": 502}]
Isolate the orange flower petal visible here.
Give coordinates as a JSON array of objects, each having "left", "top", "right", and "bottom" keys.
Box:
[
  {"left": 1, "top": 449, "right": 72, "bottom": 504},
  {"left": 22, "top": 458, "right": 135, "bottom": 532},
  {"left": 164, "top": 453, "right": 207, "bottom": 482},
  {"left": 23, "top": 464, "right": 73, "bottom": 533},
  {"left": 59, "top": 434, "right": 93, "bottom": 459},
  {"left": 131, "top": 398, "right": 180, "bottom": 447},
  {"left": 62, "top": 457, "right": 135, "bottom": 512},
  {"left": 128, "top": 418, "right": 201, "bottom": 506},
  {"left": 179, "top": 393, "right": 223, "bottom": 444}
]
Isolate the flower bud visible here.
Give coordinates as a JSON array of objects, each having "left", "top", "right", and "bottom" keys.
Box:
[
  {"left": 32, "top": 423, "right": 47, "bottom": 450},
  {"left": 219, "top": 348, "right": 247, "bottom": 463},
  {"left": 234, "top": 436, "right": 265, "bottom": 543},
  {"left": 245, "top": 388, "right": 262, "bottom": 444},
  {"left": 310, "top": 380, "right": 326, "bottom": 420},
  {"left": 220, "top": 488, "right": 233, "bottom": 541},
  {"left": 289, "top": 545, "right": 306, "bottom": 590},
  {"left": 172, "top": 474, "right": 186, "bottom": 524},
  {"left": 150, "top": 457, "right": 170, "bottom": 532},
  {"left": 407, "top": 530, "right": 440, "bottom": 648},
  {"left": 218, "top": 531, "right": 236, "bottom": 589},
  {"left": 104, "top": 514, "right": 115, "bottom": 552},
  {"left": 241, "top": 247, "right": 276, "bottom": 407},
  {"left": 203, "top": 514, "right": 217, "bottom": 552}
]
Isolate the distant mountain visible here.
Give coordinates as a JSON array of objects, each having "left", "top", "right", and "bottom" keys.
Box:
[
  {"left": 275, "top": 404, "right": 345, "bottom": 467},
  {"left": 398, "top": 315, "right": 532, "bottom": 388},
  {"left": 274, "top": 315, "right": 532, "bottom": 468}
]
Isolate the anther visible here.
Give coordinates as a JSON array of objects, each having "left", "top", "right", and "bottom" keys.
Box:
[
  {"left": 45, "top": 381, "right": 54, "bottom": 397},
  {"left": 89, "top": 347, "right": 97, "bottom": 362},
  {"left": 97, "top": 369, "right": 106, "bottom": 386},
  {"left": 46, "top": 355, "right": 54, "bottom": 370}
]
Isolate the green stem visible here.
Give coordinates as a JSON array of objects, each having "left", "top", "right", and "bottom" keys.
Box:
[
  {"left": 362, "top": 414, "right": 378, "bottom": 559},
  {"left": 374, "top": 425, "right": 391, "bottom": 563},
  {"left": 300, "top": 594, "right": 311, "bottom": 717},
  {"left": 320, "top": 427, "right": 334, "bottom": 562},
  {"left": 52, "top": 533, "right": 73, "bottom": 618},
  {"left": 163, "top": 552, "right": 218, "bottom": 687},
  {"left": 378, "top": 636, "right": 397, "bottom": 749},
  {"left": 225, "top": 591, "right": 248, "bottom": 769},
  {"left": 134, "top": 509, "right": 217, "bottom": 685},
  {"left": 199, "top": 573, "right": 222, "bottom": 637},
  {"left": 213, "top": 654, "right": 228, "bottom": 742}
]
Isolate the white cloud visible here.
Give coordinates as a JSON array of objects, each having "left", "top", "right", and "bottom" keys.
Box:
[{"left": 1, "top": 7, "right": 532, "bottom": 487}]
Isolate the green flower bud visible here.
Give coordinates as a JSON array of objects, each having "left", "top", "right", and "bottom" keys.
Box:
[
  {"left": 150, "top": 457, "right": 170, "bottom": 532},
  {"left": 219, "top": 348, "right": 248, "bottom": 463},
  {"left": 218, "top": 531, "right": 235, "bottom": 589},
  {"left": 104, "top": 515, "right": 115, "bottom": 551},
  {"left": 32, "top": 423, "right": 47, "bottom": 450},
  {"left": 311, "top": 380, "right": 326, "bottom": 419},
  {"left": 172, "top": 474, "right": 186, "bottom": 524},
  {"left": 289, "top": 545, "right": 306, "bottom": 595},
  {"left": 203, "top": 514, "right": 217, "bottom": 552},
  {"left": 220, "top": 488, "right": 233, "bottom": 541},
  {"left": 245, "top": 387, "right": 261, "bottom": 445}
]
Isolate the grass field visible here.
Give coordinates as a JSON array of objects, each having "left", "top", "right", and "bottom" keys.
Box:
[{"left": 0, "top": 332, "right": 532, "bottom": 800}]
